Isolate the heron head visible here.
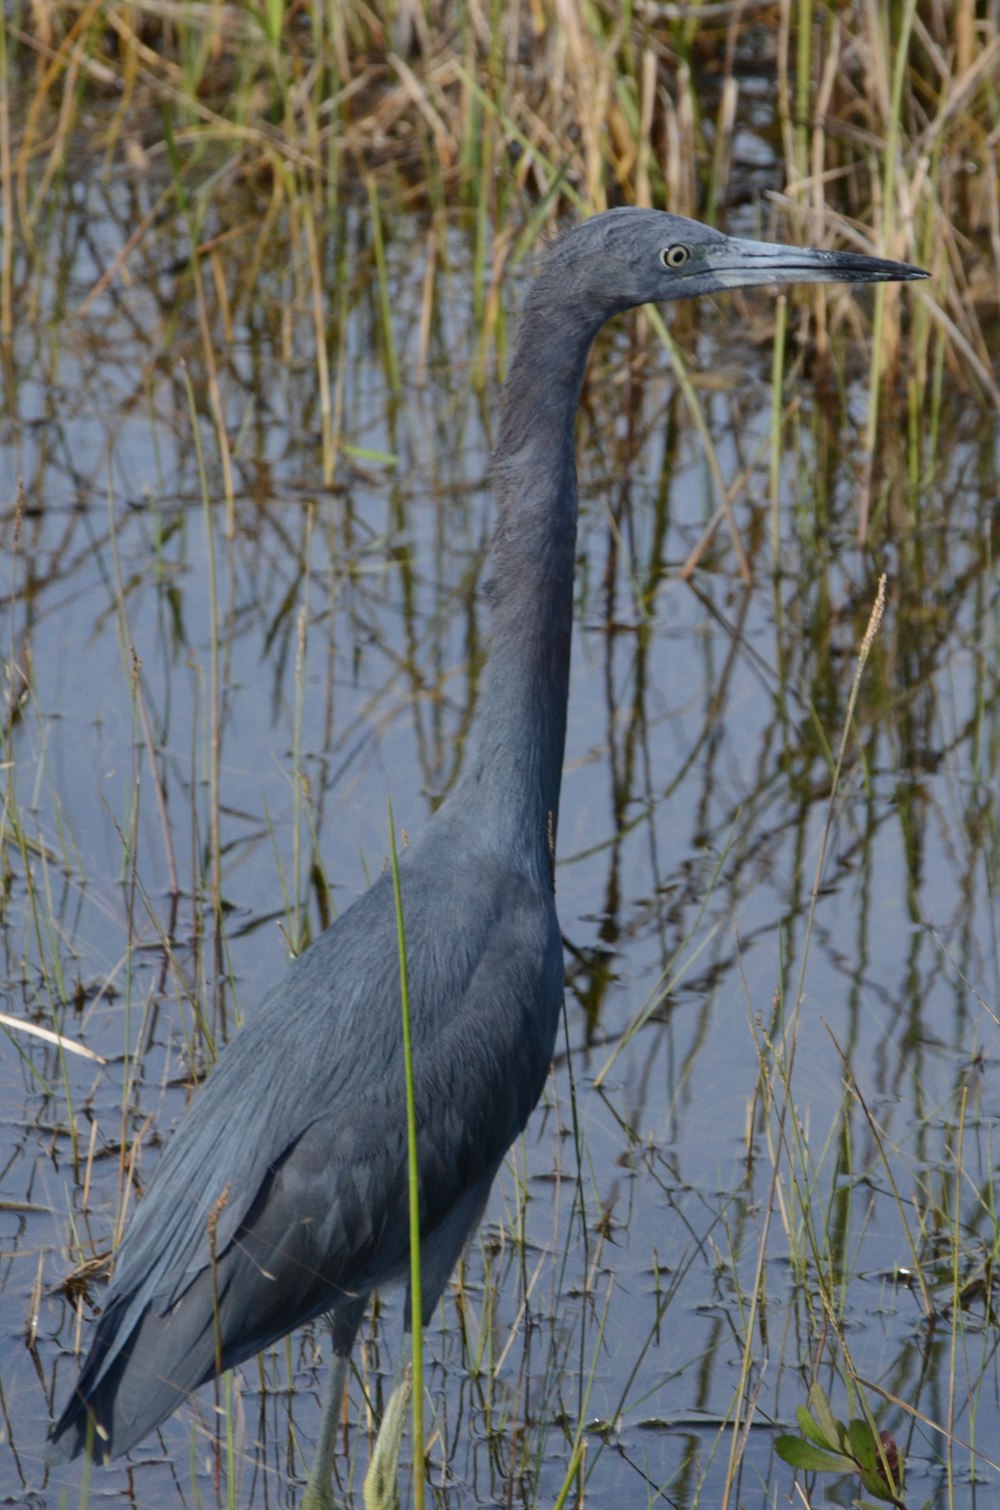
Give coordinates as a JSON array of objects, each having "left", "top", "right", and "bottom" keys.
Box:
[{"left": 547, "top": 207, "right": 927, "bottom": 317}]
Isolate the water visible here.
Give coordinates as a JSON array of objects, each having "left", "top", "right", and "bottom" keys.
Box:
[{"left": 2, "top": 160, "right": 999, "bottom": 1509}]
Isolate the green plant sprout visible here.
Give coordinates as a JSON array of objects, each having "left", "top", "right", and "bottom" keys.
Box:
[{"left": 776, "top": 1383, "right": 905, "bottom": 1508}]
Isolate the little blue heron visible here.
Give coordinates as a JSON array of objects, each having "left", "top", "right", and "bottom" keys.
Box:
[{"left": 49, "top": 209, "right": 926, "bottom": 1507}]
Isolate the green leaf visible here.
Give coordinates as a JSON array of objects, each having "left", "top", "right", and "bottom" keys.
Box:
[
  {"left": 848, "top": 1419, "right": 904, "bottom": 1500},
  {"left": 848, "top": 1417, "right": 879, "bottom": 1471},
  {"left": 808, "top": 1383, "right": 842, "bottom": 1449},
  {"left": 858, "top": 1468, "right": 900, "bottom": 1502},
  {"left": 340, "top": 443, "right": 400, "bottom": 467},
  {"left": 774, "top": 1436, "right": 854, "bottom": 1474},
  {"left": 796, "top": 1405, "right": 837, "bottom": 1451}
]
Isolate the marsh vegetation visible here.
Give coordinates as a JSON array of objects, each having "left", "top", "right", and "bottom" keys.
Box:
[{"left": 2, "top": 2, "right": 999, "bottom": 1506}]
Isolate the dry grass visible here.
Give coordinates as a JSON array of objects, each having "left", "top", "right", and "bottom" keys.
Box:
[
  {"left": 7, "top": 2, "right": 1000, "bottom": 394},
  {"left": 6, "top": 0, "right": 999, "bottom": 587}
]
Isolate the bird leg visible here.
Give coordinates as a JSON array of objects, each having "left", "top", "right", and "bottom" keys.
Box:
[
  {"left": 300, "top": 1350, "right": 351, "bottom": 1510},
  {"left": 363, "top": 1357, "right": 412, "bottom": 1510}
]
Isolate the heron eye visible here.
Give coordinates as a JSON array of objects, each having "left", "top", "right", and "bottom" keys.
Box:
[{"left": 661, "top": 244, "right": 690, "bottom": 269}]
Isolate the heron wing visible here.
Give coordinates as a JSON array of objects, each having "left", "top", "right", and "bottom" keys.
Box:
[{"left": 56, "top": 840, "right": 562, "bottom": 1450}]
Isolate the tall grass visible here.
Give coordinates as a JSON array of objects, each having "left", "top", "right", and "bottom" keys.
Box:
[{"left": 7, "top": 2, "right": 999, "bottom": 444}]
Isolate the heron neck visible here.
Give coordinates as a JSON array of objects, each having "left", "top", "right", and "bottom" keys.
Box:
[{"left": 449, "top": 291, "right": 602, "bottom": 884}]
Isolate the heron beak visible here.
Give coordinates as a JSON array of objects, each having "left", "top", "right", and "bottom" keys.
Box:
[{"left": 705, "top": 236, "right": 928, "bottom": 291}]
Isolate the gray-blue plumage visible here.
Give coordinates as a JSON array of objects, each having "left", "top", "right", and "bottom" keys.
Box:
[
  {"left": 51, "top": 843, "right": 560, "bottom": 1457},
  {"left": 49, "top": 208, "right": 926, "bottom": 1488}
]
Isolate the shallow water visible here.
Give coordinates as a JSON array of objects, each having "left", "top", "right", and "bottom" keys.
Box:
[{"left": 3, "top": 157, "right": 999, "bottom": 1509}]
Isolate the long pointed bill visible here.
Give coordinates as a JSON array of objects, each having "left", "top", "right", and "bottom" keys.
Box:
[{"left": 703, "top": 236, "right": 928, "bottom": 292}]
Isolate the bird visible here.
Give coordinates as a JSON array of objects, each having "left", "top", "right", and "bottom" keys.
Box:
[{"left": 48, "top": 208, "right": 926, "bottom": 1508}]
